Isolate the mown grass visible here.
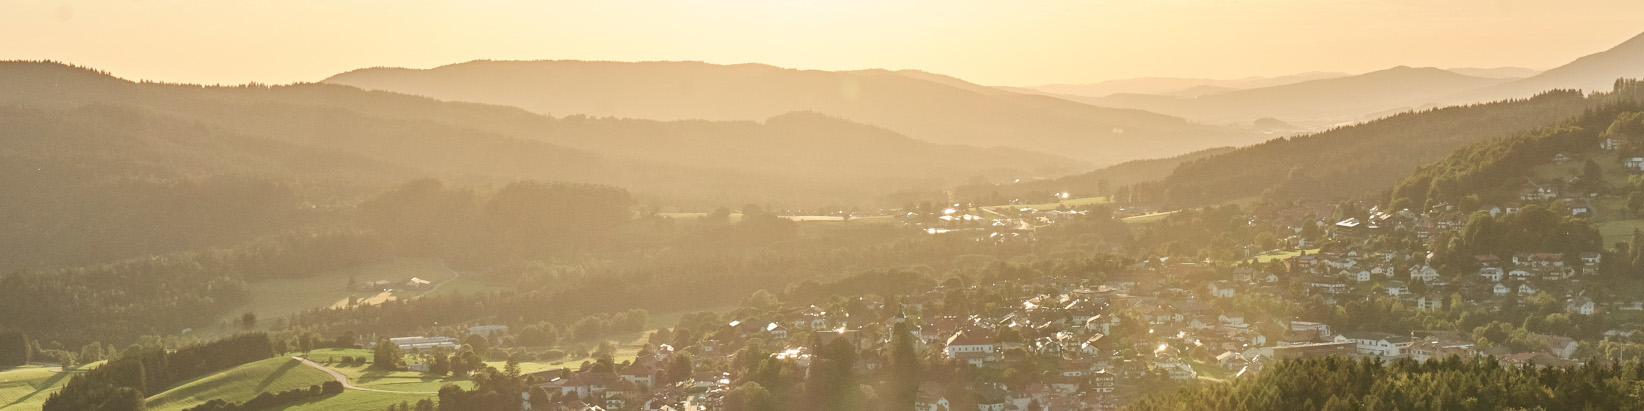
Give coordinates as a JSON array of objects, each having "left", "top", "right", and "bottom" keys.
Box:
[
  {"left": 173, "top": 304, "right": 737, "bottom": 410},
  {"left": 145, "top": 357, "right": 333, "bottom": 411},
  {"left": 0, "top": 364, "right": 89, "bottom": 410},
  {"left": 1600, "top": 219, "right": 1644, "bottom": 248},
  {"left": 1254, "top": 248, "right": 1322, "bottom": 263},
  {"left": 1123, "top": 211, "right": 1176, "bottom": 225},
  {"left": 273, "top": 389, "right": 435, "bottom": 411},
  {"left": 303, "top": 349, "right": 473, "bottom": 394}
]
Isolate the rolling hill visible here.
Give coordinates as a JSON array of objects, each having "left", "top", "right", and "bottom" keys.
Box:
[
  {"left": 953, "top": 146, "right": 1237, "bottom": 205},
  {"left": 143, "top": 357, "right": 334, "bottom": 411},
  {"left": 1466, "top": 31, "right": 1644, "bottom": 101},
  {"left": 1018, "top": 72, "right": 1349, "bottom": 98},
  {"left": 1053, "top": 31, "right": 1644, "bottom": 129},
  {"left": 1083, "top": 66, "right": 1513, "bottom": 127},
  {"left": 0, "top": 61, "right": 1076, "bottom": 208},
  {"left": 1116, "top": 82, "right": 1644, "bottom": 207},
  {"left": 1447, "top": 67, "right": 1542, "bottom": 79},
  {"left": 321, "top": 60, "right": 1264, "bottom": 165}
]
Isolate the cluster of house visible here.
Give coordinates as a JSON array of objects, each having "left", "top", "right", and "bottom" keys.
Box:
[
  {"left": 525, "top": 344, "right": 686, "bottom": 411},
  {"left": 400, "top": 250, "right": 1608, "bottom": 411},
  {"left": 1283, "top": 247, "right": 1602, "bottom": 309},
  {"left": 1267, "top": 329, "right": 1583, "bottom": 369},
  {"left": 418, "top": 198, "right": 1639, "bottom": 410}
]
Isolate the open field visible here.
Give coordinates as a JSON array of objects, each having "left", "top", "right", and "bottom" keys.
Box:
[
  {"left": 275, "top": 389, "right": 434, "bottom": 411},
  {"left": 196, "top": 258, "right": 509, "bottom": 339},
  {"left": 72, "top": 304, "right": 741, "bottom": 411},
  {"left": 0, "top": 364, "right": 92, "bottom": 410},
  {"left": 146, "top": 357, "right": 334, "bottom": 411},
  {"left": 1254, "top": 248, "right": 1322, "bottom": 263},
  {"left": 1123, "top": 211, "right": 1177, "bottom": 225},
  {"left": 1600, "top": 219, "right": 1644, "bottom": 247},
  {"left": 304, "top": 349, "right": 474, "bottom": 394}
]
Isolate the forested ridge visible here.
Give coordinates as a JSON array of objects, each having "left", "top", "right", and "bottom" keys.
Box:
[
  {"left": 0, "top": 60, "right": 1077, "bottom": 207},
  {"left": 1117, "top": 81, "right": 1644, "bottom": 206},
  {"left": 953, "top": 147, "right": 1235, "bottom": 206},
  {"left": 42, "top": 333, "right": 276, "bottom": 411},
  {"left": 1392, "top": 80, "right": 1644, "bottom": 209},
  {"left": 0, "top": 180, "right": 633, "bottom": 346},
  {"left": 1130, "top": 356, "right": 1644, "bottom": 410}
]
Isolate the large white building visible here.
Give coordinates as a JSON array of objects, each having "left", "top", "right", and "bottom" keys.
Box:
[{"left": 1333, "top": 332, "right": 1412, "bottom": 357}]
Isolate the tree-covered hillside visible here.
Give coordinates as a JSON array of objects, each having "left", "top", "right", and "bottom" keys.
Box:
[
  {"left": 322, "top": 59, "right": 1263, "bottom": 165},
  {"left": 0, "top": 61, "right": 1076, "bottom": 208},
  {"left": 1391, "top": 80, "right": 1644, "bottom": 209},
  {"left": 1130, "top": 356, "right": 1644, "bottom": 410},
  {"left": 1120, "top": 81, "right": 1644, "bottom": 207}
]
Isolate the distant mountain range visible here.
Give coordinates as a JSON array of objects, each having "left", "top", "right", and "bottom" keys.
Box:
[
  {"left": 1446, "top": 67, "right": 1543, "bottom": 79},
  {"left": 322, "top": 61, "right": 1265, "bottom": 165},
  {"left": 1015, "top": 31, "right": 1644, "bottom": 129},
  {"left": 1464, "top": 31, "right": 1644, "bottom": 101},
  {"left": 0, "top": 62, "right": 1078, "bottom": 207},
  {"left": 1073, "top": 66, "right": 1515, "bottom": 127},
  {"left": 1015, "top": 72, "right": 1350, "bottom": 98}
]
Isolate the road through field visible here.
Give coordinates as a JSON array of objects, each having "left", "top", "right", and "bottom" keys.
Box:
[{"left": 290, "top": 357, "right": 436, "bottom": 395}]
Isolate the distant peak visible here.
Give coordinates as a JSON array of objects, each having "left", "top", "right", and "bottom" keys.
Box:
[{"left": 1612, "top": 30, "right": 1644, "bottom": 51}]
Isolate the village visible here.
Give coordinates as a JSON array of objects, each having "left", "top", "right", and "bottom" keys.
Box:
[
  {"left": 324, "top": 140, "right": 1644, "bottom": 411},
  {"left": 348, "top": 209, "right": 1608, "bottom": 410}
]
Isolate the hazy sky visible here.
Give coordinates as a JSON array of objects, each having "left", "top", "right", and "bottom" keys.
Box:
[{"left": 6, "top": 0, "right": 1644, "bottom": 86}]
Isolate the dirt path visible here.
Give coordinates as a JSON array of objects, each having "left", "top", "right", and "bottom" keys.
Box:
[
  {"left": 419, "top": 258, "right": 461, "bottom": 297},
  {"left": 291, "top": 357, "right": 436, "bottom": 395}
]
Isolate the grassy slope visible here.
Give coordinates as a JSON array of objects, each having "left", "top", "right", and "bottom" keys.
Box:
[
  {"left": 145, "top": 357, "right": 334, "bottom": 411},
  {"left": 1123, "top": 211, "right": 1177, "bottom": 225},
  {"left": 150, "top": 304, "right": 738, "bottom": 410},
  {"left": 273, "top": 390, "right": 432, "bottom": 411},
  {"left": 1528, "top": 151, "right": 1644, "bottom": 246},
  {"left": 303, "top": 349, "right": 473, "bottom": 394},
  {"left": 0, "top": 365, "right": 91, "bottom": 410},
  {"left": 1255, "top": 248, "right": 1323, "bottom": 263}
]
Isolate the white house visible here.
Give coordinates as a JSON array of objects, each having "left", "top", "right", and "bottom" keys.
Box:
[
  {"left": 1480, "top": 267, "right": 1504, "bottom": 282},
  {"left": 1416, "top": 294, "right": 1444, "bottom": 311},
  {"left": 1385, "top": 281, "right": 1409, "bottom": 296},
  {"left": 766, "top": 323, "right": 789, "bottom": 340},
  {"left": 1411, "top": 265, "right": 1439, "bottom": 283},
  {"left": 1519, "top": 283, "right": 1538, "bottom": 295},
  {"left": 1354, "top": 269, "right": 1373, "bottom": 283},
  {"left": 944, "top": 330, "right": 996, "bottom": 366},
  {"left": 1493, "top": 283, "right": 1511, "bottom": 296},
  {"left": 1208, "top": 281, "right": 1236, "bottom": 298},
  {"left": 1581, "top": 253, "right": 1602, "bottom": 266},
  {"left": 1568, "top": 297, "right": 1596, "bottom": 315},
  {"left": 1154, "top": 361, "right": 1197, "bottom": 381}
]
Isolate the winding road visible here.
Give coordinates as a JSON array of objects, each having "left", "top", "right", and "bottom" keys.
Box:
[
  {"left": 291, "top": 357, "right": 437, "bottom": 395},
  {"left": 420, "top": 258, "right": 461, "bottom": 297}
]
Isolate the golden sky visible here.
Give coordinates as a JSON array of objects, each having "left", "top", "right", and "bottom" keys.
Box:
[{"left": 6, "top": 0, "right": 1644, "bottom": 86}]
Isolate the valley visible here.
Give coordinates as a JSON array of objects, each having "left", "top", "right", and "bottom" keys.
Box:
[{"left": 10, "top": 9, "right": 1644, "bottom": 410}]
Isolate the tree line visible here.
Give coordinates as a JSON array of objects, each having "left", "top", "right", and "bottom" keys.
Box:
[
  {"left": 1130, "top": 355, "right": 1644, "bottom": 410},
  {"left": 43, "top": 333, "right": 276, "bottom": 411}
]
